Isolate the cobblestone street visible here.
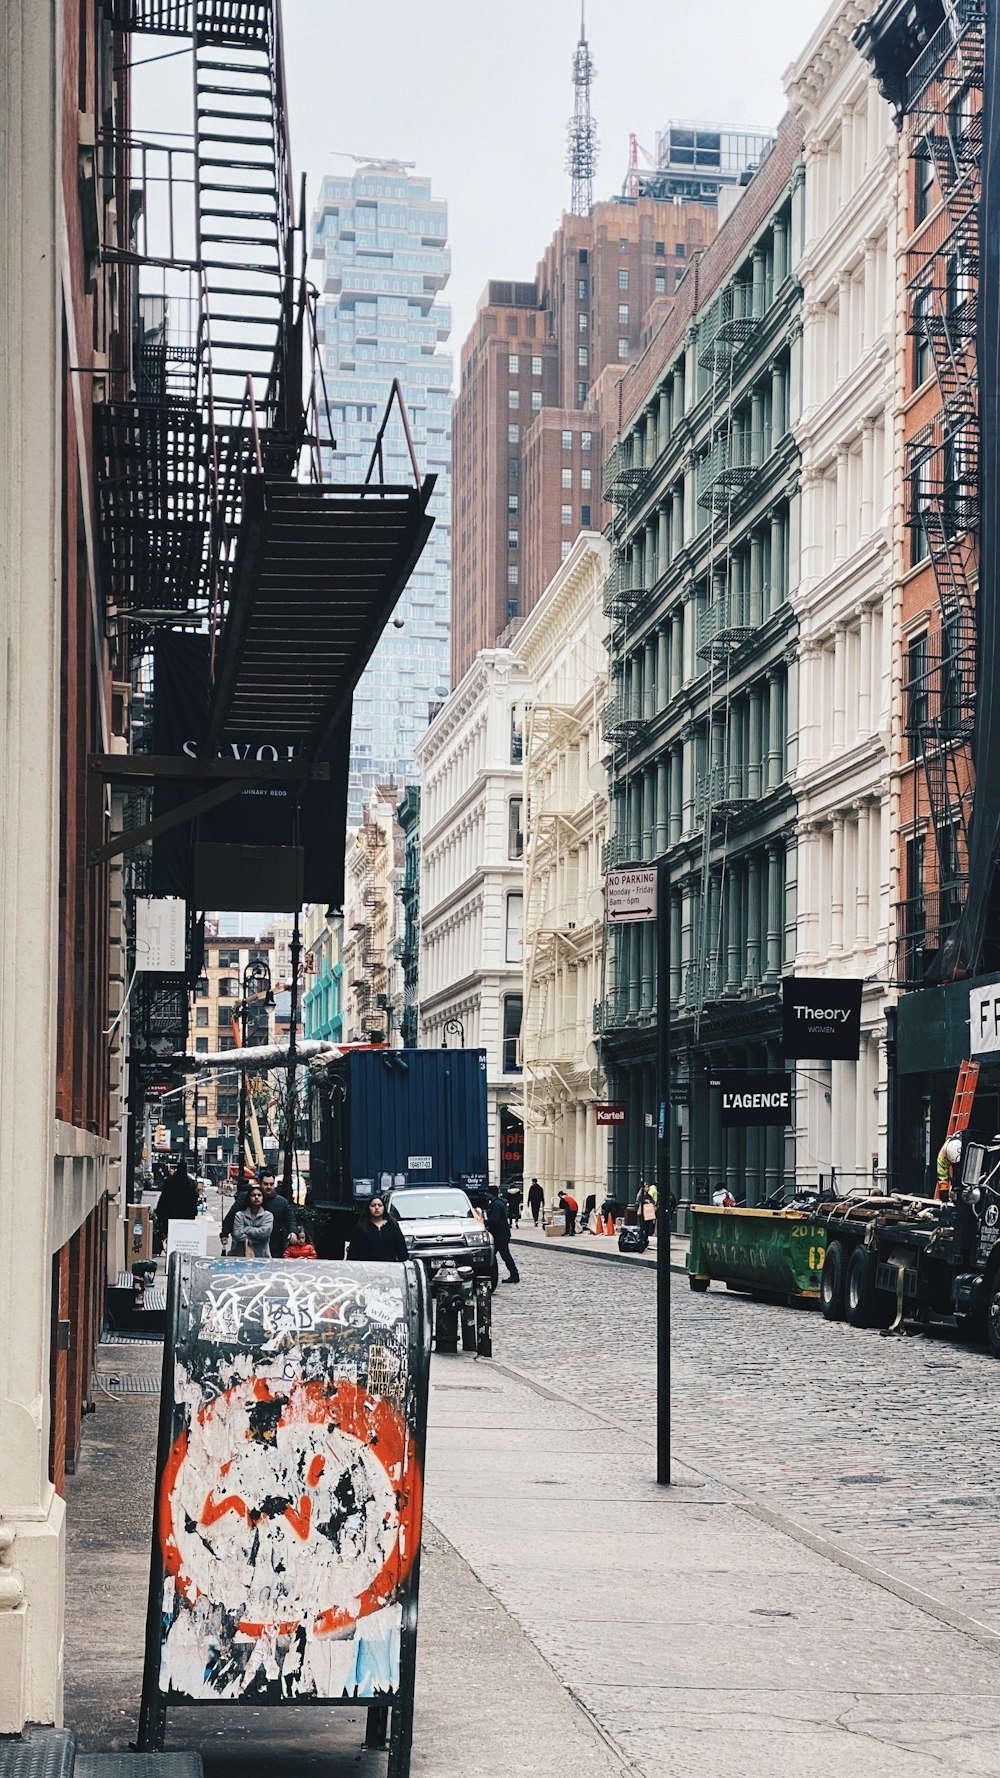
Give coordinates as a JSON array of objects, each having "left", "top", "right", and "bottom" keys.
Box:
[{"left": 495, "top": 1243, "right": 1000, "bottom": 1636}]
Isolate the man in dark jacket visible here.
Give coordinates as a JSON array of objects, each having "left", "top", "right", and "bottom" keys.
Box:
[
  {"left": 221, "top": 1172, "right": 294, "bottom": 1257},
  {"left": 485, "top": 1185, "right": 520, "bottom": 1284}
]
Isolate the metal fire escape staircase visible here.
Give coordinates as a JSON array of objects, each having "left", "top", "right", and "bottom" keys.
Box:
[
  {"left": 92, "top": 0, "right": 435, "bottom": 885},
  {"left": 903, "top": 0, "right": 985, "bottom": 958}
]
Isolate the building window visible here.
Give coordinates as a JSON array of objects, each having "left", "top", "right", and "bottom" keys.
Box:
[
  {"left": 508, "top": 424, "right": 519, "bottom": 444},
  {"left": 506, "top": 597, "right": 519, "bottom": 623},
  {"left": 947, "top": 249, "right": 973, "bottom": 316},
  {"left": 655, "top": 271, "right": 666, "bottom": 294},
  {"left": 508, "top": 354, "right": 519, "bottom": 373},
  {"left": 577, "top": 382, "right": 588, "bottom": 403},
  {"left": 561, "top": 540, "right": 572, "bottom": 560},
  {"left": 618, "top": 303, "right": 629, "bottom": 326},
  {"left": 910, "top": 454, "right": 932, "bottom": 564},
  {"left": 578, "top": 345, "right": 588, "bottom": 367},
  {"left": 532, "top": 355, "right": 542, "bottom": 376},
  {"left": 531, "top": 389, "right": 542, "bottom": 410},
  {"left": 508, "top": 389, "right": 519, "bottom": 408},
  {"left": 195, "top": 977, "right": 208, "bottom": 998},
  {"left": 507, "top": 564, "right": 519, "bottom": 585},
  {"left": 578, "top": 249, "right": 588, "bottom": 265},
  {"left": 508, "top": 528, "right": 518, "bottom": 549},
  {"left": 508, "top": 795, "right": 523, "bottom": 860},
  {"left": 915, "top": 149, "right": 936, "bottom": 224},
  {"left": 561, "top": 467, "right": 573, "bottom": 488},
  {"left": 505, "top": 892, "right": 523, "bottom": 963},
  {"left": 913, "top": 288, "right": 932, "bottom": 387},
  {"left": 195, "top": 1037, "right": 209, "bottom": 1054},
  {"left": 561, "top": 504, "right": 573, "bottom": 525},
  {"left": 508, "top": 493, "right": 519, "bottom": 514},
  {"left": 561, "top": 429, "right": 573, "bottom": 450},
  {"left": 578, "top": 311, "right": 588, "bottom": 332},
  {"left": 502, "top": 994, "right": 523, "bottom": 1073},
  {"left": 903, "top": 832, "right": 926, "bottom": 972},
  {"left": 196, "top": 1006, "right": 209, "bottom": 1027},
  {"left": 510, "top": 707, "right": 523, "bottom": 763},
  {"left": 655, "top": 240, "right": 665, "bottom": 256},
  {"left": 581, "top": 504, "right": 591, "bottom": 526},
  {"left": 676, "top": 242, "right": 686, "bottom": 258},
  {"left": 906, "top": 631, "right": 929, "bottom": 755},
  {"left": 581, "top": 468, "right": 591, "bottom": 489},
  {"left": 618, "top": 268, "right": 629, "bottom": 291},
  {"left": 618, "top": 338, "right": 629, "bottom": 359},
  {"left": 508, "top": 456, "right": 519, "bottom": 478},
  {"left": 581, "top": 430, "right": 592, "bottom": 451}
]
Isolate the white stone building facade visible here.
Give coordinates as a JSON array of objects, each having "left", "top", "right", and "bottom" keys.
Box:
[
  {"left": 416, "top": 652, "right": 532, "bottom": 1184},
  {"left": 518, "top": 534, "right": 611, "bottom": 1209},
  {"left": 786, "top": 0, "right": 898, "bottom": 1186},
  {"left": 340, "top": 788, "right": 404, "bottom": 1046}
]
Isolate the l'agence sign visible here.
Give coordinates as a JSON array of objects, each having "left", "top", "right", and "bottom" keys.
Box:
[{"left": 712, "top": 1071, "right": 792, "bottom": 1127}]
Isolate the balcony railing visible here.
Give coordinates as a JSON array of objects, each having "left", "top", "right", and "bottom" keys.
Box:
[
  {"left": 603, "top": 693, "right": 645, "bottom": 748},
  {"left": 696, "top": 590, "right": 756, "bottom": 659},
  {"left": 697, "top": 285, "right": 761, "bottom": 372},
  {"left": 603, "top": 440, "right": 645, "bottom": 505},
  {"left": 697, "top": 431, "right": 771, "bottom": 510},
  {"left": 601, "top": 834, "right": 643, "bottom": 873},
  {"left": 603, "top": 553, "right": 648, "bottom": 622},
  {"left": 696, "top": 767, "right": 756, "bottom": 823},
  {"left": 593, "top": 991, "right": 654, "bottom": 1034}
]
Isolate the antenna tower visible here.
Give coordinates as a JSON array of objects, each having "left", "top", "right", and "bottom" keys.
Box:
[{"left": 566, "top": 4, "right": 597, "bottom": 216}]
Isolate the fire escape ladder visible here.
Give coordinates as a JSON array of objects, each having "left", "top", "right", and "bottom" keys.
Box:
[{"left": 193, "top": 2, "right": 292, "bottom": 427}]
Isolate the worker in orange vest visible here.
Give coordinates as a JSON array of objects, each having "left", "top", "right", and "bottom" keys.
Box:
[{"left": 935, "top": 1135, "right": 962, "bottom": 1201}]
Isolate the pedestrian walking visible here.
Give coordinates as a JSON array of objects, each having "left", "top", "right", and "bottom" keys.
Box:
[
  {"left": 558, "top": 1188, "right": 578, "bottom": 1236},
  {"left": 711, "top": 1184, "right": 736, "bottom": 1207},
  {"left": 346, "top": 1195, "right": 409, "bottom": 1263},
  {"left": 221, "top": 1173, "right": 295, "bottom": 1257},
  {"left": 231, "top": 1183, "right": 274, "bottom": 1259},
  {"left": 505, "top": 1181, "right": 523, "bottom": 1227},
  {"left": 527, "top": 1178, "right": 544, "bottom": 1226},
  {"left": 153, "top": 1160, "right": 199, "bottom": 1254},
  {"left": 485, "top": 1185, "right": 520, "bottom": 1283},
  {"left": 285, "top": 1225, "right": 318, "bottom": 1259}
]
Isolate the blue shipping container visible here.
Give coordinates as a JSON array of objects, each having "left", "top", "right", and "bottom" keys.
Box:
[{"left": 346, "top": 1048, "right": 489, "bottom": 1196}]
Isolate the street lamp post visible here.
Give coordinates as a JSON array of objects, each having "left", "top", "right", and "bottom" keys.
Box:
[
  {"left": 441, "top": 1016, "right": 465, "bottom": 1048},
  {"left": 282, "top": 913, "right": 303, "bottom": 1203},
  {"left": 237, "top": 958, "right": 273, "bottom": 1185}
]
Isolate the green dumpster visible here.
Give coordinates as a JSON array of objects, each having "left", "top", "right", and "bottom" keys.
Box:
[{"left": 686, "top": 1207, "right": 827, "bottom": 1300}]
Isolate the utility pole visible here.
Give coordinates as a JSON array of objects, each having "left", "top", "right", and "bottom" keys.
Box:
[{"left": 282, "top": 912, "right": 302, "bottom": 1202}]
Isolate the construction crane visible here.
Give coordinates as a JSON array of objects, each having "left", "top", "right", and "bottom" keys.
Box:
[{"left": 622, "top": 133, "right": 656, "bottom": 200}]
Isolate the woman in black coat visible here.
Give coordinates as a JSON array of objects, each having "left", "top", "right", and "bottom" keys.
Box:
[
  {"left": 346, "top": 1195, "right": 409, "bottom": 1263},
  {"left": 154, "top": 1161, "right": 200, "bottom": 1253}
]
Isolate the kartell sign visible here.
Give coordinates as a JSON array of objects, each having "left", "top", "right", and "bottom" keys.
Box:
[{"left": 781, "top": 977, "right": 863, "bottom": 1061}]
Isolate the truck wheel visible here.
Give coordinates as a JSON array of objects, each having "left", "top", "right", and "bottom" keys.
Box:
[
  {"left": 820, "top": 1241, "right": 847, "bottom": 1321},
  {"left": 688, "top": 1274, "right": 710, "bottom": 1292},
  {"left": 986, "top": 1278, "right": 1000, "bottom": 1358},
  {"left": 845, "top": 1244, "right": 891, "bottom": 1329}
]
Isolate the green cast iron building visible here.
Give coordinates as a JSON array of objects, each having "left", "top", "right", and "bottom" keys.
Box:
[{"left": 598, "top": 118, "right": 805, "bottom": 1211}]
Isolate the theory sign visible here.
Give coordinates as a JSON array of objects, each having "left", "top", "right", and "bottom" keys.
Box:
[
  {"left": 605, "top": 868, "right": 657, "bottom": 924},
  {"left": 782, "top": 977, "right": 863, "bottom": 1060}
]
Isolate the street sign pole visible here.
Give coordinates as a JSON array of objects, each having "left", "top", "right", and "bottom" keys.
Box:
[{"left": 655, "top": 855, "right": 671, "bottom": 1487}]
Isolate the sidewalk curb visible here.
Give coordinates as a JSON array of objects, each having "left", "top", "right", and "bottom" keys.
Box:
[{"left": 510, "top": 1232, "right": 689, "bottom": 1277}]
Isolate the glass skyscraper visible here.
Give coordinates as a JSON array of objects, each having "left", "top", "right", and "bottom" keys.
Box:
[{"left": 311, "top": 163, "right": 452, "bottom": 823}]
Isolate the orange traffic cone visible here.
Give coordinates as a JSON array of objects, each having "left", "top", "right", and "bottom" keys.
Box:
[
  {"left": 595, "top": 1212, "right": 605, "bottom": 1236},
  {"left": 606, "top": 1212, "right": 615, "bottom": 1236}
]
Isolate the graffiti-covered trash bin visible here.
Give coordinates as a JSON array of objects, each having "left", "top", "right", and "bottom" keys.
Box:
[{"left": 139, "top": 1255, "right": 431, "bottom": 1776}]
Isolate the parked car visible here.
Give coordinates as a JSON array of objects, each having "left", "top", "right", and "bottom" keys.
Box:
[{"left": 387, "top": 1186, "right": 494, "bottom": 1286}]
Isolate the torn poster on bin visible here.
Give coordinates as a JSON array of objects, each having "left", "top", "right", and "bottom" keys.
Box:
[{"left": 149, "top": 1257, "right": 425, "bottom": 1704}]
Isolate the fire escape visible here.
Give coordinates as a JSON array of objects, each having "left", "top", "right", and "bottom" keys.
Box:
[
  {"left": 903, "top": 1, "right": 984, "bottom": 975},
  {"left": 90, "top": 0, "right": 435, "bottom": 977}
]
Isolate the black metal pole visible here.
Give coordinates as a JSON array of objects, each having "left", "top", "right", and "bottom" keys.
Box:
[
  {"left": 884, "top": 1003, "right": 897, "bottom": 1195},
  {"left": 655, "top": 857, "right": 671, "bottom": 1487},
  {"left": 283, "top": 912, "right": 302, "bottom": 1202},
  {"left": 237, "top": 990, "right": 249, "bottom": 1187}
]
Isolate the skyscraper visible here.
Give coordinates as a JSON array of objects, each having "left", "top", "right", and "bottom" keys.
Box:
[{"left": 311, "top": 163, "right": 452, "bottom": 823}]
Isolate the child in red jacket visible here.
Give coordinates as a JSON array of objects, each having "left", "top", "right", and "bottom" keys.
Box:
[{"left": 284, "top": 1226, "right": 317, "bottom": 1260}]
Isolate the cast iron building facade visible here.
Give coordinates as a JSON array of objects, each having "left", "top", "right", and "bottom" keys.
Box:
[
  {"left": 598, "top": 119, "right": 805, "bottom": 1211},
  {"left": 311, "top": 164, "right": 453, "bottom": 821}
]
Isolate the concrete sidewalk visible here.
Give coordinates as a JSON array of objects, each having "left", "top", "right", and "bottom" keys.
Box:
[
  {"left": 425, "top": 1353, "right": 1000, "bottom": 1777},
  {"left": 511, "top": 1216, "right": 689, "bottom": 1272}
]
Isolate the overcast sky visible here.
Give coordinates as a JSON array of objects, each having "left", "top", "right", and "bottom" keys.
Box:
[{"left": 282, "top": 0, "right": 833, "bottom": 352}]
